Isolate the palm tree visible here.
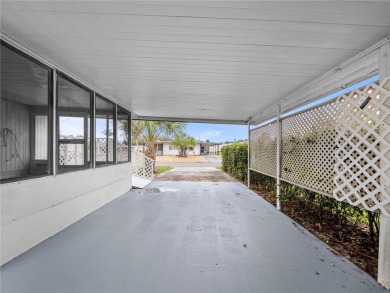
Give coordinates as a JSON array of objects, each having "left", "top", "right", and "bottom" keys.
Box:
[
  {"left": 132, "top": 121, "right": 185, "bottom": 160},
  {"left": 172, "top": 131, "right": 197, "bottom": 157}
]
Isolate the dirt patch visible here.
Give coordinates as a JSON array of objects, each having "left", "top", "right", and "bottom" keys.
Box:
[
  {"left": 156, "top": 156, "right": 207, "bottom": 163},
  {"left": 251, "top": 184, "right": 379, "bottom": 279},
  {"left": 155, "top": 167, "right": 237, "bottom": 182}
]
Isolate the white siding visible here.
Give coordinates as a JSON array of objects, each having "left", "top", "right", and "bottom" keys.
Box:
[{"left": 0, "top": 162, "right": 132, "bottom": 265}]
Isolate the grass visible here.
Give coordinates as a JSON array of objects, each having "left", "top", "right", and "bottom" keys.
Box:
[
  {"left": 215, "top": 166, "right": 222, "bottom": 170},
  {"left": 154, "top": 166, "right": 174, "bottom": 175}
]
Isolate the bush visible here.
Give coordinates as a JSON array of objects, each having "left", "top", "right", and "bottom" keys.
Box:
[{"left": 221, "top": 142, "right": 248, "bottom": 182}]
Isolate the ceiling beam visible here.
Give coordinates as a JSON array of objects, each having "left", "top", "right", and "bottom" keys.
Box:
[{"left": 133, "top": 115, "right": 248, "bottom": 125}]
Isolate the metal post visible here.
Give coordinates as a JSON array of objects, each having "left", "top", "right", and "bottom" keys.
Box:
[
  {"left": 114, "top": 104, "right": 117, "bottom": 165},
  {"left": 378, "top": 41, "right": 390, "bottom": 289},
  {"left": 129, "top": 112, "right": 132, "bottom": 162},
  {"left": 91, "top": 92, "right": 96, "bottom": 169},
  {"left": 52, "top": 69, "right": 57, "bottom": 176},
  {"left": 247, "top": 119, "right": 251, "bottom": 188},
  {"left": 276, "top": 105, "right": 282, "bottom": 211}
]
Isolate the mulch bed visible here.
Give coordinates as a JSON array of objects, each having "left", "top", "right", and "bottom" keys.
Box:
[{"left": 251, "top": 184, "right": 379, "bottom": 279}]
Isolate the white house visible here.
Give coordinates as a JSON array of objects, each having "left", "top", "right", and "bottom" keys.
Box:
[{"left": 154, "top": 140, "right": 213, "bottom": 156}]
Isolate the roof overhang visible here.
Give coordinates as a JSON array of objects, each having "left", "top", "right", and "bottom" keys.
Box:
[{"left": 1, "top": 1, "right": 389, "bottom": 124}]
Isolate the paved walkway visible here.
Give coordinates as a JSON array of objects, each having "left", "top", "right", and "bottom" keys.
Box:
[
  {"left": 156, "top": 167, "right": 235, "bottom": 182},
  {"left": 156, "top": 155, "right": 222, "bottom": 167},
  {"left": 1, "top": 181, "right": 385, "bottom": 292}
]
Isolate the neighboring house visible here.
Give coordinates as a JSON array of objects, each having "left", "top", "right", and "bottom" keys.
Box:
[{"left": 132, "top": 140, "right": 216, "bottom": 156}]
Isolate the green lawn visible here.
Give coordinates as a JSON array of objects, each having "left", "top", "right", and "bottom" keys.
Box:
[{"left": 154, "top": 166, "right": 174, "bottom": 175}]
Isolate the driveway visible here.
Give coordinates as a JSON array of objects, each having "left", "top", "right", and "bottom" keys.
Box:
[
  {"left": 156, "top": 155, "right": 221, "bottom": 167},
  {"left": 155, "top": 167, "right": 235, "bottom": 182}
]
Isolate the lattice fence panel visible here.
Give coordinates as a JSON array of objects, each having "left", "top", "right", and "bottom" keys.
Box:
[
  {"left": 117, "top": 142, "right": 129, "bottom": 162},
  {"left": 249, "top": 78, "right": 390, "bottom": 216},
  {"left": 249, "top": 122, "right": 277, "bottom": 177},
  {"left": 131, "top": 147, "right": 155, "bottom": 179},
  {"left": 59, "top": 144, "right": 84, "bottom": 165},
  {"left": 281, "top": 102, "right": 338, "bottom": 194},
  {"left": 334, "top": 78, "right": 390, "bottom": 216},
  {"left": 96, "top": 138, "right": 114, "bottom": 162}
]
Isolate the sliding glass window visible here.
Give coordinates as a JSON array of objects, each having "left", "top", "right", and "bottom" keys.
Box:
[
  {"left": 0, "top": 42, "right": 50, "bottom": 183},
  {"left": 117, "top": 107, "right": 130, "bottom": 163},
  {"left": 57, "top": 75, "right": 92, "bottom": 173},
  {"left": 96, "top": 95, "right": 115, "bottom": 166}
]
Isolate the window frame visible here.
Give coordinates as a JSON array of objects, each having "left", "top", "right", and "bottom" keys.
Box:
[
  {"left": 56, "top": 73, "right": 93, "bottom": 173},
  {"left": 116, "top": 106, "right": 131, "bottom": 164},
  {"left": 0, "top": 41, "right": 52, "bottom": 183},
  {"left": 95, "top": 94, "right": 116, "bottom": 167}
]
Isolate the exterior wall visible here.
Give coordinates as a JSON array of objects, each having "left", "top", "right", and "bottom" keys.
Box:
[
  {"left": 193, "top": 144, "right": 201, "bottom": 155},
  {"left": 162, "top": 142, "right": 201, "bottom": 156},
  {"left": 0, "top": 162, "right": 132, "bottom": 265}
]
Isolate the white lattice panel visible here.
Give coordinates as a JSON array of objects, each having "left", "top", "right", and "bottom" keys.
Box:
[
  {"left": 59, "top": 144, "right": 84, "bottom": 165},
  {"left": 96, "top": 138, "right": 113, "bottom": 162},
  {"left": 131, "top": 147, "right": 155, "bottom": 179},
  {"left": 334, "top": 78, "right": 390, "bottom": 216},
  {"left": 117, "top": 142, "right": 129, "bottom": 162},
  {"left": 249, "top": 122, "right": 277, "bottom": 177},
  {"left": 282, "top": 102, "right": 338, "bottom": 194}
]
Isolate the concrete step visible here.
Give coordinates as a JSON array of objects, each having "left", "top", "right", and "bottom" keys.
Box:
[{"left": 132, "top": 175, "right": 153, "bottom": 188}]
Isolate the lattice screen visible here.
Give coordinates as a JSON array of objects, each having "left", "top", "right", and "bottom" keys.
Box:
[
  {"left": 59, "top": 144, "right": 84, "bottom": 165},
  {"left": 249, "top": 77, "right": 390, "bottom": 216},
  {"left": 334, "top": 78, "right": 390, "bottom": 216},
  {"left": 96, "top": 138, "right": 113, "bottom": 162},
  {"left": 249, "top": 122, "right": 277, "bottom": 177},
  {"left": 131, "top": 147, "right": 154, "bottom": 179},
  {"left": 282, "top": 102, "right": 338, "bottom": 195}
]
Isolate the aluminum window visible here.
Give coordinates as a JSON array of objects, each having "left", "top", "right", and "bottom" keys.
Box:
[
  {"left": 117, "top": 107, "right": 130, "bottom": 163},
  {"left": 95, "top": 95, "right": 115, "bottom": 166},
  {"left": 0, "top": 42, "right": 51, "bottom": 182},
  {"left": 57, "top": 75, "right": 92, "bottom": 173}
]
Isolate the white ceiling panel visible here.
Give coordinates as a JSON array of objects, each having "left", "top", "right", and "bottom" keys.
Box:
[{"left": 1, "top": 1, "right": 389, "bottom": 123}]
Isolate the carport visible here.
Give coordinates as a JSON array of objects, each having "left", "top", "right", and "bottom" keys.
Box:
[{"left": 1, "top": 1, "right": 390, "bottom": 291}]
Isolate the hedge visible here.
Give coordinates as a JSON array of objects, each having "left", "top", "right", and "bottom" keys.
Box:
[{"left": 221, "top": 142, "right": 248, "bottom": 182}]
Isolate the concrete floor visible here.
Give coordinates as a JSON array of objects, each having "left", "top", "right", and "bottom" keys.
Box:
[{"left": 1, "top": 181, "right": 386, "bottom": 293}]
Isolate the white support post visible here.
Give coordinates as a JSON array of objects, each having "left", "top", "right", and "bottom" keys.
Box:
[
  {"left": 52, "top": 69, "right": 57, "bottom": 176},
  {"left": 378, "top": 214, "right": 390, "bottom": 289},
  {"left": 91, "top": 92, "right": 96, "bottom": 169},
  {"left": 247, "top": 119, "right": 251, "bottom": 188},
  {"left": 378, "top": 40, "right": 390, "bottom": 289},
  {"left": 276, "top": 105, "right": 282, "bottom": 211}
]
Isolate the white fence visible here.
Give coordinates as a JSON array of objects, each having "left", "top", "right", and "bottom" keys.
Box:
[
  {"left": 59, "top": 139, "right": 129, "bottom": 165},
  {"left": 131, "top": 147, "right": 155, "bottom": 180},
  {"left": 249, "top": 77, "right": 390, "bottom": 217}
]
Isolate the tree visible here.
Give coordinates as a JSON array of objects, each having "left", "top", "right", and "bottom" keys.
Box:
[
  {"left": 172, "top": 131, "right": 197, "bottom": 157},
  {"left": 132, "top": 121, "right": 185, "bottom": 160}
]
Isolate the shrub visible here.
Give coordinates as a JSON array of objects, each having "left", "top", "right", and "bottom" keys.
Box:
[{"left": 221, "top": 142, "right": 248, "bottom": 182}]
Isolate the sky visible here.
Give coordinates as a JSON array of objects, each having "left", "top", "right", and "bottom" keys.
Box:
[{"left": 185, "top": 123, "right": 247, "bottom": 143}]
